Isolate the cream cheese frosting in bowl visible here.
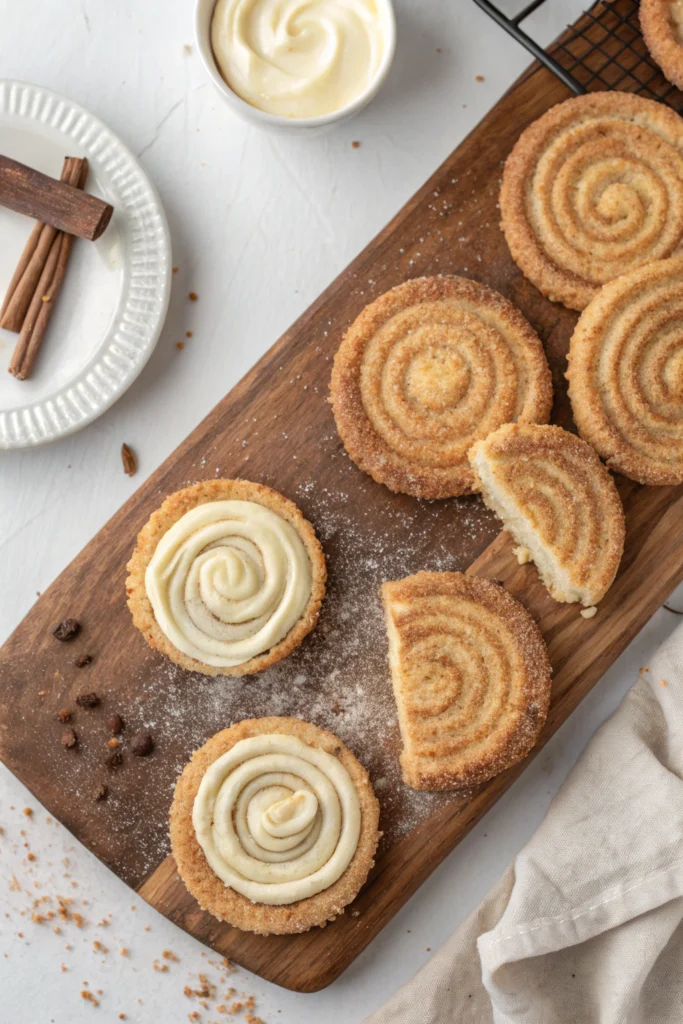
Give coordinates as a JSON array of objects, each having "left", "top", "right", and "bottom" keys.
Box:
[{"left": 194, "top": 0, "right": 396, "bottom": 131}]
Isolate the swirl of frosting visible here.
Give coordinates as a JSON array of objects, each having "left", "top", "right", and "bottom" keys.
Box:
[
  {"left": 501, "top": 93, "right": 683, "bottom": 310},
  {"left": 330, "top": 275, "right": 552, "bottom": 499},
  {"left": 210, "top": 0, "right": 388, "bottom": 119},
  {"left": 568, "top": 256, "right": 683, "bottom": 485},
  {"left": 145, "top": 500, "right": 312, "bottom": 668},
  {"left": 192, "top": 734, "right": 361, "bottom": 905}
]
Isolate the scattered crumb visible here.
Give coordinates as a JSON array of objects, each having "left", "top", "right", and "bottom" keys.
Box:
[
  {"left": 513, "top": 546, "right": 532, "bottom": 565},
  {"left": 184, "top": 43, "right": 192, "bottom": 55},
  {"left": 172, "top": 266, "right": 179, "bottom": 274},
  {"left": 580, "top": 606, "right": 597, "bottom": 619},
  {"left": 475, "top": 74, "right": 485, "bottom": 82},
  {"left": 186, "top": 330, "right": 193, "bottom": 338},
  {"left": 176, "top": 342, "right": 185, "bottom": 350},
  {"left": 81, "top": 990, "right": 99, "bottom": 1007},
  {"left": 188, "top": 292, "right": 198, "bottom": 302},
  {"left": 660, "top": 679, "right": 667, "bottom": 687},
  {"left": 22, "top": 808, "right": 33, "bottom": 818},
  {"left": 351, "top": 141, "right": 361, "bottom": 149}
]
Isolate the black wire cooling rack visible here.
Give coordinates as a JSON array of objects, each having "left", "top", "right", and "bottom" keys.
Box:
[{"left": 473, "top": 0, "right": 683, "bottom": 112}]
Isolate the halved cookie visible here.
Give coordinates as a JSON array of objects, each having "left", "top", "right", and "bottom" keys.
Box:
[
  {"left": 641, "top": 0, "right": 683, "bottom": 90},
  {"left": 170, "top": 717, "right": 381, "bottom": 934},
  {"left": 330, "top": 275, "right": 552, "bottom": 499},
  {"left": 500, "top": 92, "right": 683, "bottom": 310},
  {"left": 469, "top": 423, "right": 625, "bottom": 607},
  {"left": 381, "top": 572, "right": 551, "bottom": 790},
  {"left": 126, "top": 479, "right": 326, "bottom": 677},
  {"left": 567, "top": 256, "right": 683, "bottom": 485}
]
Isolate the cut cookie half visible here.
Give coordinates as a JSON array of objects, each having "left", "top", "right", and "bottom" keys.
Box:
[{"left": 469, "top": 423, "right": 624, "bottom": 607}]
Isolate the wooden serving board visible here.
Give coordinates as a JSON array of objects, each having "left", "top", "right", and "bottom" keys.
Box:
[{"left": 3, "top": 3, "right": 683, "bottom": 993}]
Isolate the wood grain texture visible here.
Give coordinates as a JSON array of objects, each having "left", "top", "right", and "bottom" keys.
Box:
[{"left": 2, "top": 4, "right": 683, "bottom": 993}]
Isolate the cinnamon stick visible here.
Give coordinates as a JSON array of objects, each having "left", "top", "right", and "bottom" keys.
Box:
[
  {"left": 8, "top": 158, "right": 89, "bottom": 381},
  {"left": 0, "top": 157, "right": 72, "bottom": 332},
  {"left": 0, "top": 154, "right": 112, "bottom": 241}
]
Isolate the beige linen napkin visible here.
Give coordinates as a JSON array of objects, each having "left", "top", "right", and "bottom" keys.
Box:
[{"left": 365, "top": 621, "right": 683, "bottom": 1024}]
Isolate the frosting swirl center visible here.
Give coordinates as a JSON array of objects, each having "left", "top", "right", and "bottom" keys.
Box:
[
  {"left": 145, "top": 500, "right": 312, "bottom": 668},
  {"left": 192, "top": 734, "right": 361, "bottom": 905}
]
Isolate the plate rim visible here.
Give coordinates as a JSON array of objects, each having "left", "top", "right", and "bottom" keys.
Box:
[{"left": 0, "top": 78, "right": 172, "bottom": 450}]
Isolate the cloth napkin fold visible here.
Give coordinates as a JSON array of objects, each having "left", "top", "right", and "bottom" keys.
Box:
[{"left": 365, "top": 620, "right": 683, "bottom": 1024}]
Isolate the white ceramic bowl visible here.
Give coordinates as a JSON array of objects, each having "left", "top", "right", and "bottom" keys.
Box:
[{"left": 194, "top": 0, "right": 396, "bottom": 134}]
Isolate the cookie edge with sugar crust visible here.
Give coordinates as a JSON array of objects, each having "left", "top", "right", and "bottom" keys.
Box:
[
  {"left": 170, "top": 716, "right": 381, "bottom": 935},
  {"left": 381, "top": 571, "right": 552, "bottom": 791},
  {"left": 330, "top": 274, "right": 553, "bottom": 499},
  {"left": 126, "top": 479, "right": 327, "bottom": 677}
]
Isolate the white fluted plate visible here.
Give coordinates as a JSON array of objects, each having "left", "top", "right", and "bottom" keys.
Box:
[{"left": 0, "top": 80, "right": 171, "bottom": 449}]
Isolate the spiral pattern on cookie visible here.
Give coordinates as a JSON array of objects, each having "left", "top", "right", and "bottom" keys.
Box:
[
  {"left": 330, "top": 276, "right": 552, "bottom": 499},
  {"left": 382, "top": 572, "right": 551, "bottom": 789},
  {"left": 641, "top": 0, "right": 683, "bottom": 92},
  {"left": 470, "top": 424, "right": 625, "bottom": 606},
  {"left": 192, "top": 734, "right": 361, "bottom": 905},
  {"left": 568, "top": 257, "right": 683, "bottom": 485},
  {"left": 500, "top": 93, "right": 683, "bottom": 310},
  {"left": 144, "top": 499, "right": 312, "bottom": 669}
]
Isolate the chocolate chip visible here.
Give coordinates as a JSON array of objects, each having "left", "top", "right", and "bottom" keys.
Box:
[
  {"left": 56, "top": 708, "right": 72, "bottom": 723},
  {"left": 131, "top": 731, "right": 154, "bottom": 757},
  {"left": 53, "top": 619, "right": 80, "bottom": 642},
  {"left": 75, "top": 654, "right": 92, "bottom": 668},
  {"left": 76, "top": 692, "right": 100, "bottom": 709},
  {"left": 105, "top": 749, "right": 123, "bottom": 771},
  {"left": 61, "top": 727, "right": 77, "bottom": 748},
  {"left": 107, "top": 713, "right": 124, "bottom": 735},
  {"left": 94, "top": 784, "right": 108, "bottom": 802}
]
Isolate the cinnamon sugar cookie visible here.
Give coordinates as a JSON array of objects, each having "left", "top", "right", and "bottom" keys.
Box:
[
  {"left": 500, "top": 92, "right": 683, "bottom": 310},
  {"left": 470, "top": 423, "right": 625, "bottom": 606},
  {"left": 126, "top": 480, "right": 326, "bottom": 677},
  {"left": 641, "top": 0, "right": 683, "bottom": 90},
  {"left": 568, "top": 256, "right": 683, "bottom": 485},
  {"left": 170, "top": 717, "right": 381, "bottom": 934},
  {"left": 330, "top": 275, "right": 553, "bottom": 499},
  {"left": 382, "top": 572, "right": 551, "bottom": 790}
]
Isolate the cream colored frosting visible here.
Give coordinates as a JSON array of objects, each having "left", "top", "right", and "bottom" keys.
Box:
[
  {"left": 145, "top": 500, "right": 311, "bottom": 668},
  {"left": 210, "top": 0, "right": 388, "bottom": 119},
  {"left": 192, "top": 734, "right": 361, "bottom": 905}
]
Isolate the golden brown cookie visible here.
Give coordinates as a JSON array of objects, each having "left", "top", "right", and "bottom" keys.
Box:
[
  {"left": 500, "top": 92, "right": 683, "bottom": 310},
  {"left": 170, "top": 717, "right": 381, "bottom": 934},
  {"left": 567, "top": 256, "right": 683, "bottom": 485},
  {"left": 330, "top": 275, "right": 553, "bottom": 499},
  {"left": 470, "top": 423, "right": 625, "bottom": 606},
  {"left": 381, "top": 572, "right": 552, "bottom": 790},
  {"left": 126, "top": 479, "right": 326, "bottom": 677},
  {"left": 641, "top": 0, "right": 683, "bottom": 90}
]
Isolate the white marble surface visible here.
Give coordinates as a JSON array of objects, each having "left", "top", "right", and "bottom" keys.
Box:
[{"left": 2, "top": 1, "right": 681, "bottom": 1021}]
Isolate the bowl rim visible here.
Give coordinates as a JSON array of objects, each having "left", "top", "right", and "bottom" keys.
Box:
[{"left": 194, "top": 0, "right": 397, "bottom": 129}]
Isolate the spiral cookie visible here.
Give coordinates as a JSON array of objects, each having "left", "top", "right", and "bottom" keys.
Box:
[
  {"left": 567, "top": 256, "right": 683, "bottom": 485},
  {"left": 500, "top": 92, "right": 683, "bottom": 310},
  {"left": 330, "top": 276, "right": 553, "bottom": 499},
  {"left": 170, "top": 717, "right": 381, "bottom": 934},
  {"left": 470, "top": 424, "right": 625, "bottom": 606},
  {"left": 382, "top": 572, "right": 551, "bottom": 790},
  {"left": 641, "top": 0, "right": 683, "bottom": 90},
  {"left": 126, "top": 480, "right": 326, "bottom": 677}
]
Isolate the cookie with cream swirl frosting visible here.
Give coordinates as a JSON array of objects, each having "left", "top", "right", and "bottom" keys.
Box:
[{"left": 126, "top": 479, "right": 326, "bottom": 677}]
